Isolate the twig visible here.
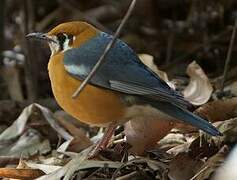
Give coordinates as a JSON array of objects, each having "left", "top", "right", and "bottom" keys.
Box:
[
  {"left": 190, "top": 166, "right": 208, "bottom": 180},
  {"left": 72, "top": 0, "right": 137, "bottom": 98},
  {"left": 21, "top": 0, "right": 38, "bottom": 102},
  {"left": 0, "top": 0, "right": 5, "bottom": 61},
  {"left": 220, "top": 18, "right": 237, "bottom": 91},
  {"left": 116, "top": 171, "right": 139, "bottom": 180}
]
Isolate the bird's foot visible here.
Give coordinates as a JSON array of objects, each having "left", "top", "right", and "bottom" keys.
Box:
[{"left": 88, "top": 123, "right": 117, "bottom": 159}]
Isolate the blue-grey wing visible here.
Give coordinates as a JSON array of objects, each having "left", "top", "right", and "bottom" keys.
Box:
[{"left": 64, "top": 32, "right": 190, "bottom": 107}]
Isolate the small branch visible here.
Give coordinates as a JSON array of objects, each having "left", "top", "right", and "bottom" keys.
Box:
[
  {"left": 220, "top": 18, "right": 237, "bottom": 91},
  {"left": 0, "top": 0, "right": 5, "bottom": 60},
  {"left": 116, "top": 171, "right": 139, "bottom": 180},
  {"left": 72, "top": 0, "right": 137, "bottom": 98},
  {"left": 26, "top": 0, "right": 37, "bottom": 101},
  {"left": 190, "top": 166, "right": 208, "bottom": 180},
  {"left": 21, "top": 0, "right": 38, "bottom": 102}
]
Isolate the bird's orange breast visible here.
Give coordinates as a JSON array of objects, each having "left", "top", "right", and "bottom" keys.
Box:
[{"left": 48, "top": 53, "right": 126, "bottom": 126}]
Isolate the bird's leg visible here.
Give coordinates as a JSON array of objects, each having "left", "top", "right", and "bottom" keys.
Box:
[{"left": 88, "top": 122, "right": 117, "bottom": 158}]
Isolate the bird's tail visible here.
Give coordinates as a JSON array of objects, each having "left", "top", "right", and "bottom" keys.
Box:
[{"left": 150, "top": 101, "right": 221, "bottom": 136}]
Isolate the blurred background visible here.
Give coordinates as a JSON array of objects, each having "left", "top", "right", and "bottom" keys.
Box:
[
  {"left": 1, "top": 1, "right": 237, "bottom": 179},
  {"left": 1, "top": 0, "right": 237, "bottom": 106}
]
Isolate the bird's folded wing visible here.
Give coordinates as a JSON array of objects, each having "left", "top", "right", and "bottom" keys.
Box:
[
  {"left": 109, "top": 80, "right": 191, "bottom": 108},
  {"left": 63, "top": 32, "right": 191, "bottom": 108}
]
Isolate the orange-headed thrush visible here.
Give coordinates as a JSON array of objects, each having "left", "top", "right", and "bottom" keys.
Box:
[{"left": 27, "top": 21, "right": 221, "bottom": 154}]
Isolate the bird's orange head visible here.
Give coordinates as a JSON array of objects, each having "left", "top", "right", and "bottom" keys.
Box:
[{"left": 27, "top": 21, "right": 99, "bottom": 56}]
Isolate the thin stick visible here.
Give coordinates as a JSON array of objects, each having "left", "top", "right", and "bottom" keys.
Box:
[
  {"left": 190, "top": 166, "right": 208, "bottom": 180},
  {"left": 220, "top": 18, "right": 237, "bottom": 91},
  {"left": 72, "top": 0, "right": 137, "bottom": 98}
]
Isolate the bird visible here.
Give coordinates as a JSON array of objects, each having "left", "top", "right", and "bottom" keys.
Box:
[{"left": 26, "top": 21, "right": 221, "bottom": 156}]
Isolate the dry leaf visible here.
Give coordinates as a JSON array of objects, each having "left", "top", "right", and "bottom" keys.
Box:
[
  {"left": 0, "top": 103, "right": 72, "bottom": 141},
  {"left": 139, "top": 54, "right": 176, "bottom": 89},
  {"left": 0, "top": 129, "right": 51, "bottom": 157},
  {"left": 37, "top": 146, "right": 92, "bottom": 180},
  {"left": 5, "top": 159, "right": 44, "bottom": 180},
  {"left": 225, "top": 81, "right": 237, "bottom": 96},
  {"left": 168, "top": 153, "right": 203, "bottom": 180},
  {"left": 34, "top": 104, "right": 73, "bottom": 141},
  {"left": 195, "top": 97, "right": 237, "bottom": 122},
  {"left": 124, "top": 115, "right": 176, "bottom": 155},
  {"left": 157, "top": 132, "right": 189, "bottom": 151},
  {"left": 0, "top": 103, "right": 73, "bottom": 156},
  {"left": 25, "top": 162, "right": 62, "bottom": 174},
  {"left": 56, "top": 115, "right": 92, "bottom": 152},
  {"left": 191, "top": 145, "right": 228, "bottom": 180},
  {"left": 213, "top": 117, "right": 237, "bottom": 144},
  {"left": 0, "top": 168, "right": 44, "bottom": 180},
  {"left": 24, "top": 156, "right": 66, "bottom": 175},
  {"left": 183, "top": 61, "right": 213, "bottom": 105}
]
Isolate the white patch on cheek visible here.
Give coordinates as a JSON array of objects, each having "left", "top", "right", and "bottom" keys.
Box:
[
  {"left": 63, "top": 38, "right": 72, "bottom": 52},
  {"left": 65, "top": 64, "right": 90, "bottom": 76},
  {"left": 48, "top": 35, "right": 59, "bottom": 56}
]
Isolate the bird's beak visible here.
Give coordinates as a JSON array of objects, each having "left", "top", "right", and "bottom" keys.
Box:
[{"left": 26, "top": 32, "right": 57, "bottom": 43}]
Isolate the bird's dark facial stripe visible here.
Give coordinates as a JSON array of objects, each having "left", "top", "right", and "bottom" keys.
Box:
[
  {"left": 57, "top": 33, "right": 67, "bottom": 51},
  {"left": 56, "top": 33, "right": 74, "bottom": 51}
]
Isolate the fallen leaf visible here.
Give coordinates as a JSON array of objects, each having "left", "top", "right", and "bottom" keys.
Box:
[
  {"left": 0, "top": 104, "right": 34, "bottom": 141},
  {"left": 225, "top": 81, "right": 237, "bottom": 96},
  {"left": 56, "top": 115, "right": 92, "bottom": 152},
  {"left": 37, "top": 145, "right": 120, "bottom": 180},
  {"left": 0, "top": 168, "right": 44, "bottom": 180},
  {"left": 213, "top": 117, "right": 237, "bottom": 144},
  {"left": 168, "top": 153, "right": 203, "bottom": 180},
  {"left": 35, "top": 104, "right": 73, "bottom": 141},
  {"left": 25, "top": 162, "right": 62, "bottom": 174},
  {"left": 191, "top": 145, "right": 228, "bottom": 180},
  {"left": 183, "top": 61, "right": 213, "bottom": 105},
  {"left": 1, "top": 129, "right": 51, "bottom": 157},
  {"left": 195, "top": 97, "right": 237, "bottom": 122},
  {"left": 0, "top": 103, "right": 73, "bottom": 156},
  {"left": 139, "top": 54, "right": 176, "bottom": 89},
  {"left": 0, "top": 104, "right": 72, "bottom": 141},
  {"left": 125, "top": 114, "right": 176, "bottom": 155}
]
